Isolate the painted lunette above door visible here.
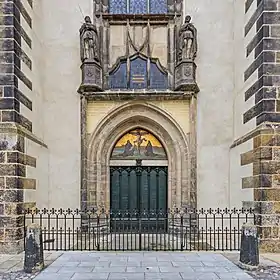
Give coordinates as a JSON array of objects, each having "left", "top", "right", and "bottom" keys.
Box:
[{"left": 111, "top": 129, "right": 167, "bottom": 160}]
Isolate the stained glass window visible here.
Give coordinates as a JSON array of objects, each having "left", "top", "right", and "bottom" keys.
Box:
[
  {"left": 109, "top": 0, "right": 167, "bottom": 14},
  {"left": 109, "top": 62, "right": 127, "bottom": 89},
  {"left": 150, "top": 0, "right": 168, "bottom": 14},
  {"left": 109, "top": 0, "right": 127, "bottom": 14},
  {"left": 109, "top": 56, "right": 168, "bottom": 90},
  {"left": 129, "top": 0, "right": 147, "bottom": 14},
  {"left": 150, "top": 62, "right": 168, "bottom": 89}
]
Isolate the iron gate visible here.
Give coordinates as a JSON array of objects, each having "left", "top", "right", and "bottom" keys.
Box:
[{"left": 23, "top": 208, "right": 255, "bottom": 251}]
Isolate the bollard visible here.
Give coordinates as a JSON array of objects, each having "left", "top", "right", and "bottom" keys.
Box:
[
  {"left": 238, "top": 223, "right": 259, "bottom": 270},
  {"left": 24, "top": 223, "right": 44, "bottom": 273}
]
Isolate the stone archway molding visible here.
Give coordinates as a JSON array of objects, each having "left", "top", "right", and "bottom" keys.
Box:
[{"left": 85, "top": 101, "right": 193, "bottom": 210}]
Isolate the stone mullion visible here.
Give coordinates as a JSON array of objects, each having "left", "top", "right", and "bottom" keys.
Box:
[{"left": 80, "top": 95, "right": 88, "bottom": 211}]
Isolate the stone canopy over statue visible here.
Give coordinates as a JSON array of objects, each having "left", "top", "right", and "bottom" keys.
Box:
[
  {"left": 178, "top": 15, "right": 197, "bottom": 61},
  {"left": 80, "top": 16, "right": 99, "bottom": 62}
]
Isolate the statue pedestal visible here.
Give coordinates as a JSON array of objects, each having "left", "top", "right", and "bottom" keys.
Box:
[
  {"left": 78, "top": 59, "right": 102, "bottom": 93},
  {"left": 174, "top": 60, "right": 199, "bottom": 92}
]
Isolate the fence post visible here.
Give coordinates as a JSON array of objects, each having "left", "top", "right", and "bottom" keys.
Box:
[
  {"left": 24, "top": 223, "right": 44, "bottom": 273},
  {"left": 238, "top": 223, "right": 259, "bottom": 270}
]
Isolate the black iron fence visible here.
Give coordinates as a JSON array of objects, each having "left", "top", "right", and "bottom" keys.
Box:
[{"left": 23, "top": 208, "right": 255, "bottom": 251}]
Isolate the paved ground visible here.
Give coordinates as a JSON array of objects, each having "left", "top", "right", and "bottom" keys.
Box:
[
  {"left": 33, "top": 252, "right": 253, "bottom": 280},
  {"left": 0, "top": 251, "right": 280, "bottom": 280}
]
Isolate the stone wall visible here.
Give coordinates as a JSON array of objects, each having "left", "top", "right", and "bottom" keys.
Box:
[
  {"left": 185, "top": 0, "right": 235, "bottom": 208},
  {"left": 233, "top": 0, "right": 280, "bottom": 252},
  {"left": 0, "top": 0, "right": 39, "bottom": 253},
  {"left": 40, "top": 0, "right": 93, "bottom": 209}
]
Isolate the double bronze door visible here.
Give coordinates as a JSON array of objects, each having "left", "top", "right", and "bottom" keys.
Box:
[{"left": 110, "top": 166, "right": 168, "bottom": 232}]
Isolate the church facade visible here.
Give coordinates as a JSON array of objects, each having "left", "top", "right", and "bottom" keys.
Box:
[{"left": 1, "top": 0, "right": 280, "bottom": 253}]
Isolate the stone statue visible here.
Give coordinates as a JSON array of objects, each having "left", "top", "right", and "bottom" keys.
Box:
[
  {"left": 80, "top": 16, "right": 99, "bottom": 62},
  {"left": 178, "top": 15, "right": 197, "bottom": 61}
]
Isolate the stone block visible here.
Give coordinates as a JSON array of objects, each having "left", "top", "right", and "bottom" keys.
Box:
[
  {"left": 0, "top": 240, "right": 24, "bottom": 254},
  {"left": 260, "top": 239, "right": 280, "bottom": 253},
  {"left": 24, "top": 223, "right": 44, "bottom": 273},
  {"left": 239, "top": 224, "right": 259, "bottom": 270},
  {"left": 0, "top": 228, "right": 4, "bottom": 241},
  {"left": 271, "top": 227, "right": 280, "bottom": 238},
  {"left": 254, "top": 189, "right": 280, "bottom": 201},
  {"left": 272, "top": 174, "right": 280, "bottom": 188},
  {"left": 277, "top": 52, "right": 280, "bottom": 63},
  {"left": 255, "top": 147, "right": 273, "bottom": 160},
  {"left": 5, "top": 227, "right": 24, "bottom": 240},
  {"left": 257, "top": 112, "right": 280, "bottom": 125},
  {"left": 256, "top": 86, "right": 278, "bottom": 103},
  {"left": 254, "top": 161, "right": 280, "bottom": 175},
  {"left": 253, "top": 134, "right": 276, "bottom": 149},
  {"left": 5, "top": 177, "right": 36, "bottom": 190},
  {"left": 78, "top": 60, "right": 102, "bottom": 93},
  {"left": 258, "top": 226, "right": 271, "bottom": 239},
  {"left": 174, "top": 60, "right": 199, "bottom": 92},
  {"left": 7, "top": 152, "right": 36, "bottom": 167},
  {"left": 241, "top": 150, "right": 254, "bottom": 165},
  {"left": 0, "top": 215, "right": 24, "bottom": 228},
  {"left": 273, "top": 147, "right": 280, "bottom": 160},
  {"left": 0, "top": 163, "right": 26, "bottom": 177},
  {"left": 261, "top": 214, "right": 280, "bottom": 226},
  {"left": 242, "top": 175, "right": 272, "bottom": 189},
  {"left": 4, "top": 202, "right": 23, "bottom": 215},
  {"left": 272, "top": 201, "right": 280, "bottom": 214}
]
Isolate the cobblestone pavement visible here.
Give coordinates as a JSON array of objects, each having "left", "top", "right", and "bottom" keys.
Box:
[
  {"left": 33, "top": 252, "right": 253, "bottom": 280},
  {"left": 247, "top": 266, "right": 280, "bottom": 280},
  {"left": 0, "top": 252, "right": 62, "bottom": 280},
  {"left": 223, "top": 253, "right": 280, "bottom": 280}
]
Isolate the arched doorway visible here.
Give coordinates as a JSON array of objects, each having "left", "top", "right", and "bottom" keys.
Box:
[
  {"left": 109, "top": 128, "right": 168, "bottom": 231},
  {"left": 86, "top": 102, "right": 192, "bottom": 212}
]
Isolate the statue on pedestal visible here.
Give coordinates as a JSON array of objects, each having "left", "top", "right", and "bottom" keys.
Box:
[
  {"left": 175, "top": 15, "right": 199, "bottom": 92},
  {"left": 178, "top": 15, "right": 197, "bottom": 61},
  {"left": 80, "top": 16, "right": 99, "bottom": 62},
  {"left": 78, "top": 15, "right": 103, "bottom": 93}
]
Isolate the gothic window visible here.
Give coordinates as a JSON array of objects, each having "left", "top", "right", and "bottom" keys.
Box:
[
  {"left": 109, "top": 0, "right": 167, "bottom": 14},
  {"left": 109, "top": 56, "right": 168, "bottom": 90}
]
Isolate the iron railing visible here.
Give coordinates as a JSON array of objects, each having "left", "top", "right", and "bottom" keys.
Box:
[{"left": 23, "top": 208, "right": 255, "bottom": 251}]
